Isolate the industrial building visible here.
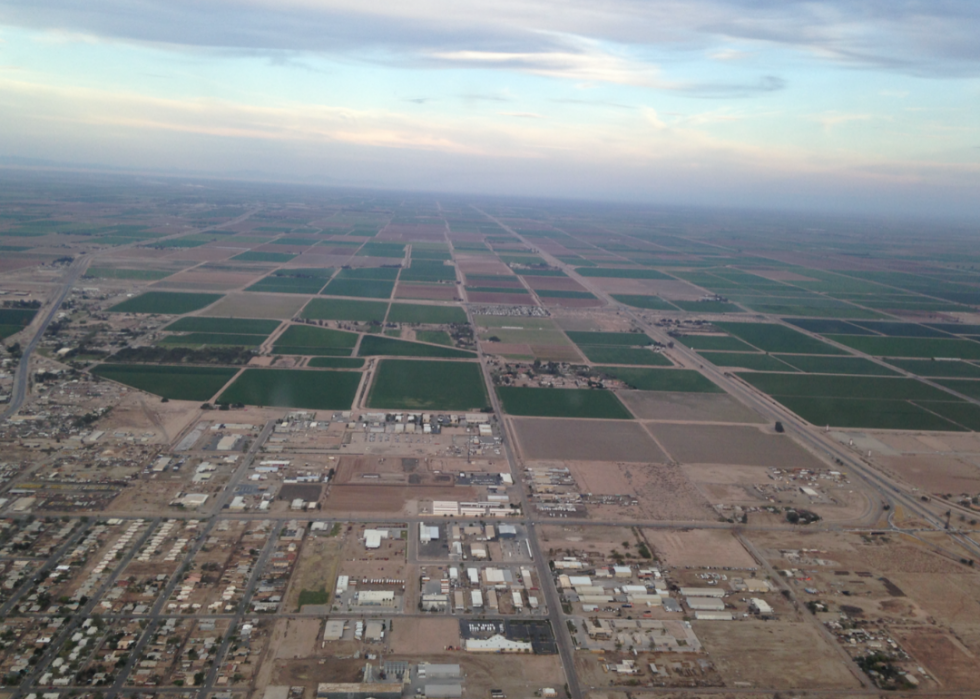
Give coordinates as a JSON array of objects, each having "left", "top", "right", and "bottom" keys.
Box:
[
  {"left": 419, "top": 524, "right": 440, "bottom": 544},
  {"left": 464, "top": 634, "right": 532, "bottom": 653},
  {"left": 355, "top": 590, "right": 396, "bottom": 607}
]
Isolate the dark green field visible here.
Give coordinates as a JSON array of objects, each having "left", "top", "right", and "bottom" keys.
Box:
[
  {"left": 335, "top": 267, "right": 401, "bottom": 280},
  {"left": 272, "top": 325, "right": 358, "bottom": 355},
  {"left": 773, "top": 355, "right": 901, "bottom": 375},
  {"left": 0, "top": 308, "right": 37, "bottom": 328},
  {"left": 108, "top": 292, "right": 223, "bottom": 314},
  {"left": 597, "top": 367, "right": 721, "bottom": 392},
  {"left": 738, "top": 372, "right": 953, "bottom": 400},
  {"left": 358, "top": 335, "right": 475, "bottom": 358},
  {"left": 387, "top": 303, "right": 467, "bottom": 324},
  {"left": 92, "top": 364, "right": 237, "bottom": 401},
  {"left": 415, "top": 330, "right": 453, "bottom": 346},
  {"left": 496, "top": 386, "right": 632, "bottom": 419},
  {"left": 300, "top": 298, "right": 389, "bottom": 322},
  {"left": 774, "top": 395, "right": 965, "bottom": 430},
  {"left": 164, "top": 317, "right": 281, "bottom": 334},
  {"left": 578, "top": 346, "right": 672, "bottom": 365},
  {"left": 159, "top": 332, "right": 266, "bottom": 347},
  {"left": 576, "top": 268, "right": 672, "bottom": 279},
  {"left": 699, "top": 352, "right": 797, "bottom": 371},
  {"left": 231, "top": 251, "right": 297, "bottom": 263},
  {"left": 367, "top": 360, "right": 488, "bottom": 410},
  {"left": 321, "top": 278, "right": 395, "bottom": 299},
  {"left": 218, "top": 369, "right": 361, "bottom": 409},
  {"left": 716, "top": 322, "right": 846, "bottom": 354},
  {"left": 784, "top": 318, "right": 875, "bottom": 335},
  {"left": 612, "top": 295, "right": 678, "bottom": 310},
  {"left": 850, "top": 321, "right": 950, "bottom": 338},
  {"left": 536, "top": 290, "right": 597, "bottom": 299},
  {"left": 885, "top": 359, "right": 980, "bottom": 378},
  {"left": 356, "top": 242, "right": 406, "bottom": 258},
  {"left": 676, "top": 334, "right": 756, "bottom": 351},
  {"left": 826, "top": 335, "right": 980, "bottom": 359}
]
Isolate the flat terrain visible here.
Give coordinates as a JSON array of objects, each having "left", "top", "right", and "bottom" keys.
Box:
[
  {"left": 513, "top": 418, "right": 667, "bottom": 461},
  {"left": 647, "top": 423, "right": 827, "bottom": 467},
  {"left": 367, "top": 359, "right": 489, "bottom": 410},
  {"left": 218, "top": 368, "right": 361, "bottom": 409}
]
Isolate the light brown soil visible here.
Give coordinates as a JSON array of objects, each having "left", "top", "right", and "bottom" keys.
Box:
[
  {"left": 647, "top": 423, "right": 827, "bottom": 468},
  {"left": 530, "top": 344, "right": 585, "bottom": 362},
  {"left": 645, "top": 529, "right": 757, "bottom": 567},
  {"left": 542, "top": 297, "right": 605, "bottom": 308},
  {"left": 618, "top": 391, "right": 764, "bottom": 423},
  {"left": 387, "top": 618, "right": 461, "bottom": 653},
  {"left": 207, "top": 293, "right": 308, "bottom": 318},
  {"left": 482, "top": 342, "right": 533, "bottom": 356},
  {"left": 512, "top": 418, "right": 668, "bottom": 462},
  {"left": 893, "top": 627, "right": 978, "bottom": 689},
  {"left": 693, "top": 621, "right": 862, "bottom": 689},
  {"left": 274, "top": 619, "right": 322, "bottom": 659},
  {"left": 878, "top": 454, "right": 980, "bottom": 493},
  {"left": 525, "top": 277, "right": 589, "bottom": 292}
]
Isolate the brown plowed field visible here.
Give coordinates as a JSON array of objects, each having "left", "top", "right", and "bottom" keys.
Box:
[
  {"left": 619, "top": 391, "right": 763, "bottom": 423},
  {"left": 467, "top": 291, "right": 535, "bottom": 304},
  {"left": 525, "top": 277, "right": 588, "bottom": 291},
  {"left": 513, "top": 418, "right": 667, "bottom": 461},
  {"left": 647, "top": 423, "right": 826, "bottom": 468}
]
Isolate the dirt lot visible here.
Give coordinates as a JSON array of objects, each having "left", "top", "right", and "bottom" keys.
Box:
[
  {"left": 647, "top": 423, "right": 827, "bottom": 468},
  {"left": 387, "top": 617, "right": 460, "bottom": 653},
  {"left": 283, "top": 533, "right": 344, "bottom": 611},
  {"left": 273, "top": 618, "right": 322, "bottom": 659},
  {"left": 694, "top": 621, "right": 862, "bottom": 689},
  {"left": 482, "top": 342, "right": 533, "bottom": 356},
  {"left": 324, "top": 484, "right": 470, "bottom": 514},
  {"left": 207, "top": 292, "right": 308, "bottom": 318},
  {"left": 101, "top": 392, "right": 203, "bottom": 445},
  {"left": 538, "top": 524, "right": 636, "bottom": 559},
  {"left": 513, "top": 418, "right": 668, "bottom": 462},
  {"left": 531, "top": 344, "right": 584, "bottom": 362},
  {"left": 619, "top": 391, "right": 764, "bottom": 423},
  {"left": 892, "top": 627, "right": 978, "bottom": 689},
  {"left": 878, "top": 454, "right": 980, "bottom": 493},
  {"left": 645, "top": 529, "right": 757, "bottom": 568}
]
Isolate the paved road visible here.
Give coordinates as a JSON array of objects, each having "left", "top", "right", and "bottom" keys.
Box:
[
  {"left": 2, "top": 257, "right": 89, "bottom": 420},
  {"left": 463, "top": 253, "right": 583, "bottom": 699}
]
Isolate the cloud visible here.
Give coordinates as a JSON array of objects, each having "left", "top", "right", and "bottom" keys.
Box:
[
  {"left": 499, "top": 111, "right": 544, "bottom": 119},
  {"left": 811, "top": 112, "right": 879, "bottom": 131},
  {"left": 3, "top": 0, "right": 979, "bottom": 78}
]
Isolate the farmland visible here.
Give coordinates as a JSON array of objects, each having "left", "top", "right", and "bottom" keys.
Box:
[
  {"left": 387, "top": 303, "right": 467, "bottom": 324},
  {"left": 715, "top": 322, "right": 847, "bottom": 354},
  {"left": 366, "top": 359, "right": 488, "bottom": 410},
  {"left": 300, "top": 298, "right": 388, "bottom": 322},
  {"left": 163, "top": 317, "right": 281, "bottom": 334},
  {"left": 217, "top": 368, "right": 361, "bottom": 409},
  {"left": 108, "top": 292, "right": 223, "bottom": 314},
  {"left": 272, "top": 325, "right": 358, "bottom": 356},
  {"left": 597, "top": 367, "right": 722, "bottom": 392},
  {"left": 92, "top": 364, "right": 238, "bottom": 401},
  {"left": 826, "top": 335, "right": 980, "bottom": 359},
  {"left": 357, "top": 335, "right": 475, "bottom": 358},
  {"left": 496, "top": 386, "right": 632, "bottom": 418}
]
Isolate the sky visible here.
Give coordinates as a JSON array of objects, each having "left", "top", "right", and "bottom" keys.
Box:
[{"left": 0, "top": 1, "right": 978, "bottom": 219}]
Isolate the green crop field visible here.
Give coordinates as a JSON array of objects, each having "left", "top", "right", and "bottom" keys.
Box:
[
  {"left": 612, "top": 295, "right": 678, "bottom": 310},
  {"left": 164, "top": 317, "right": 280, "bottom": 334},
  {"left": 307, "top": 357, "right": 365, "bottom": 369},
  {"left": 399, "top": 261, "right": 457, "bottom": 282},
  {"left": 0, "top": 308, "right": 37, "bottom": 326},
  {"left": 784, "top": 318, "right": 875, "bottom": 335},
  {"left": 245, "top": 273, "right": 330, "bottom": 294},
  {"left": 496, "top": 386, "right": 632, "bottom": 418},
  {"left": 566, "top": 331, "right": 652, "bottom": 346},
  {"left": 698, "top": 352, "right": 797, "bottom": 371},
  {"left": 597, "top": 367, "right": 721, "bottom": 392},
  {"left": 676, "top": 335, "right": 756, "bottom": 351},
  {"left": 109, "top": 292, "right": 223, "bottom": 314},
  {"left": 671, "top": 300, "right": 743, "bottom": 313},
  {"left": 84, "top": 268, "right": 172, "bottom": 281},
  {"left": 885, "top": 359, "right": 980, "bottom": 378},
  {"left": 367, "top": 360, "right": 488, "bottom": 410},
  {"left": 356, "top": 242, "right": 406, "bottom": 258},
  {"left": 826, "top": 335, "right": 980, "bottom": 359},
  {"left": 738, "top": 372, "right": 953, "bottom": 400},
  {"left": 773, "top": 355, "right": 901, "bottom": 376},
  {"left": 850, "top": 321, "right": 950, "bottom": 338},
  {"left": 387, "top": 303, "right": 467, "bottom": 324},
  {"left": 300, "top": 298, "right": 389, "bottom": 322},
  {"left": 218, "top": 369, "right": 361, "bottom": 409},
  {"left": 518, "top": 269, "right": 566, "bottom": 277},
  {"left": 415, "top": 330, "right": 453, "bottom": 346},
  {"left": 231, "top": 251, "right": 297, "bottom": 263},
  {"left": 716, "top": 322, "right": 846, "bottom": 354},
  {"left": 934, "top": 379, "right": 980, "bottom": 400},
  {"left": 92, "top": 364, "right": 237, "bottom": 401},
  {"left": 335, "top": 267, "right": 400, "bottom": 280},
  {"left": 774, "top": 395, "right": 966, "bottom": 430},
  {"left": 159, "top": 332, "right": 266, "bottom": 347},
  {"left": 321, "top": 278, "right": 395, "bottom": 299},
  {"left": 915, "top": 401, "right": 980, "bottom": 431},
  {"left": 274, "top": 324, "right": 358, "bottom": 351},
  {"left": 578, "top": 346, "right": 672, "bottom": 365},
  {"left": 358, "top": 335, "right": 476, "bottom": 358},
  {"left": 576, "top": 268, "right": 672, "bottom": 279}
]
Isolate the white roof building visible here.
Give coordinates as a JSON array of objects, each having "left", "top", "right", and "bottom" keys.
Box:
[{"left": 465, "top": 634, "right": 532, "bottom": 653}]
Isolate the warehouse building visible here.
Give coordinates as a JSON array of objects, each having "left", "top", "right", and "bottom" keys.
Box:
[{"left": 316, "top": 684, "right": 402, "bottom": 699}]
